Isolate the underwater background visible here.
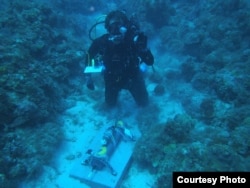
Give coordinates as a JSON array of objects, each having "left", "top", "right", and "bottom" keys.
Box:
[{"left": 0, "top": 0, "right": 250, "bottom": 187}]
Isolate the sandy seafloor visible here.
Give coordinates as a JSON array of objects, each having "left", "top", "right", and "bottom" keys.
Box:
[
  {"left": 20, "top": 57, "right": 186, "bottom": 188},
  {"left": 20, "top": 100, "right": 158, "bottom": 188}
]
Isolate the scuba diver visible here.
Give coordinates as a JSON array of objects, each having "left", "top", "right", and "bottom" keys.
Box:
[
  {"left": 82, "top": 120, "right": 135, "bottom": 176},
  {"left": 84, "top": 10, "right": 154, "bottom": 107}
]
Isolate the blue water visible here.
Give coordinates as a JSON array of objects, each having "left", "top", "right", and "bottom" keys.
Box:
[{"left": 0, "top": 0, "right": 250, "bottom": 187}]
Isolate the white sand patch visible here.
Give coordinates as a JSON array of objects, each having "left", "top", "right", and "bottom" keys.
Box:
[
  {"left": 122, "top": 165, "right": 156, "bottom": 188},
  {"left": 20, "top": 95, "right": 158, "bottom": 188}
]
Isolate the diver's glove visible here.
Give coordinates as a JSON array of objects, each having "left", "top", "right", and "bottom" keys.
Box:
[
  {"left": 139, "top": 62, "right": 147, "bottom": 73},
  {"left": 85, "top": 74, "right": 95, "bottom": 90},
  {"left": 134, "top": 32, "right": 154, "bottom": 65}
]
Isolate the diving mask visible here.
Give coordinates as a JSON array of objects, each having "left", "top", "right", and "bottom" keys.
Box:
[{"left": 108, "top": 20, "right": 127, "bottom": 44}]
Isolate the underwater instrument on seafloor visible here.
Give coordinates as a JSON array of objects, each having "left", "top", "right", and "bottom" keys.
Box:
[
  {"left": 81, "top": 120, "right": 135, "bottom": 176},
  {"left": 69, "top": 120, "right": 141, "bottom": 188}
]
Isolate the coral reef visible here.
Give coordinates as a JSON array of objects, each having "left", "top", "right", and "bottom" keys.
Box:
[
  {"left": 153, "top": 84, "right": 165, "bottom": 96},
  {"left": 0, "top": 1, "right": 84, "bottom": 186},
  {"left": 1, "top": 0, "right": 250, "bottom": 187},
  {"left": 199, "top": 97, "right": 215, "bottom": 123},
  {"left": 134, "top": 113, "right": 250, "bottom": 186},
  {"left": 134, "top": 114, "right": 196, "bottom": 171},
  {"left": 55, "top": 0, "right": 106, "bottom": 14},
  {"left": 180, "top": 59, "right": 196, "bottom": 82},
  {"left": 0, "top": 122, "right": 63, "bottom": 187},
  {"left": 143, "top": 0, "right": 176, "bottom": 28},
  {"left": 164, "top": 114, "right": 195, "bottom": 143},
  {"left": 0, "top": 0, "right": 86, "bottom": 129}
]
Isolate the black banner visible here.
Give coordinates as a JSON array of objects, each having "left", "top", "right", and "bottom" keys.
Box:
[{"left": 173, "top": 172, "right": 250, "bottom": 188}]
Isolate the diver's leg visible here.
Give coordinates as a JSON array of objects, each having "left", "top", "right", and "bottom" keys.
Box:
[
  {"left": 129, "top": 74, "right": 149, "bottom": 106},
  {"left": 105, "top": 82, "right": 119, "bottom": 107}
]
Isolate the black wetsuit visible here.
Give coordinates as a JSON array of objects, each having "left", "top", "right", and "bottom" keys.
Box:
[{"left": 88, "top": 31, "right": 154, "bottom": 106}]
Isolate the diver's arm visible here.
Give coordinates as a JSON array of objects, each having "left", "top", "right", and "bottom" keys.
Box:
[
  {"left": 134, "top": 32, "right": 154, "bottom": 66},
  {"left": 84, "top": 36, "right": 106, "bottom": 90},
  {"left": 139, "top": 48, "right": 154, "bottom": 66}
]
